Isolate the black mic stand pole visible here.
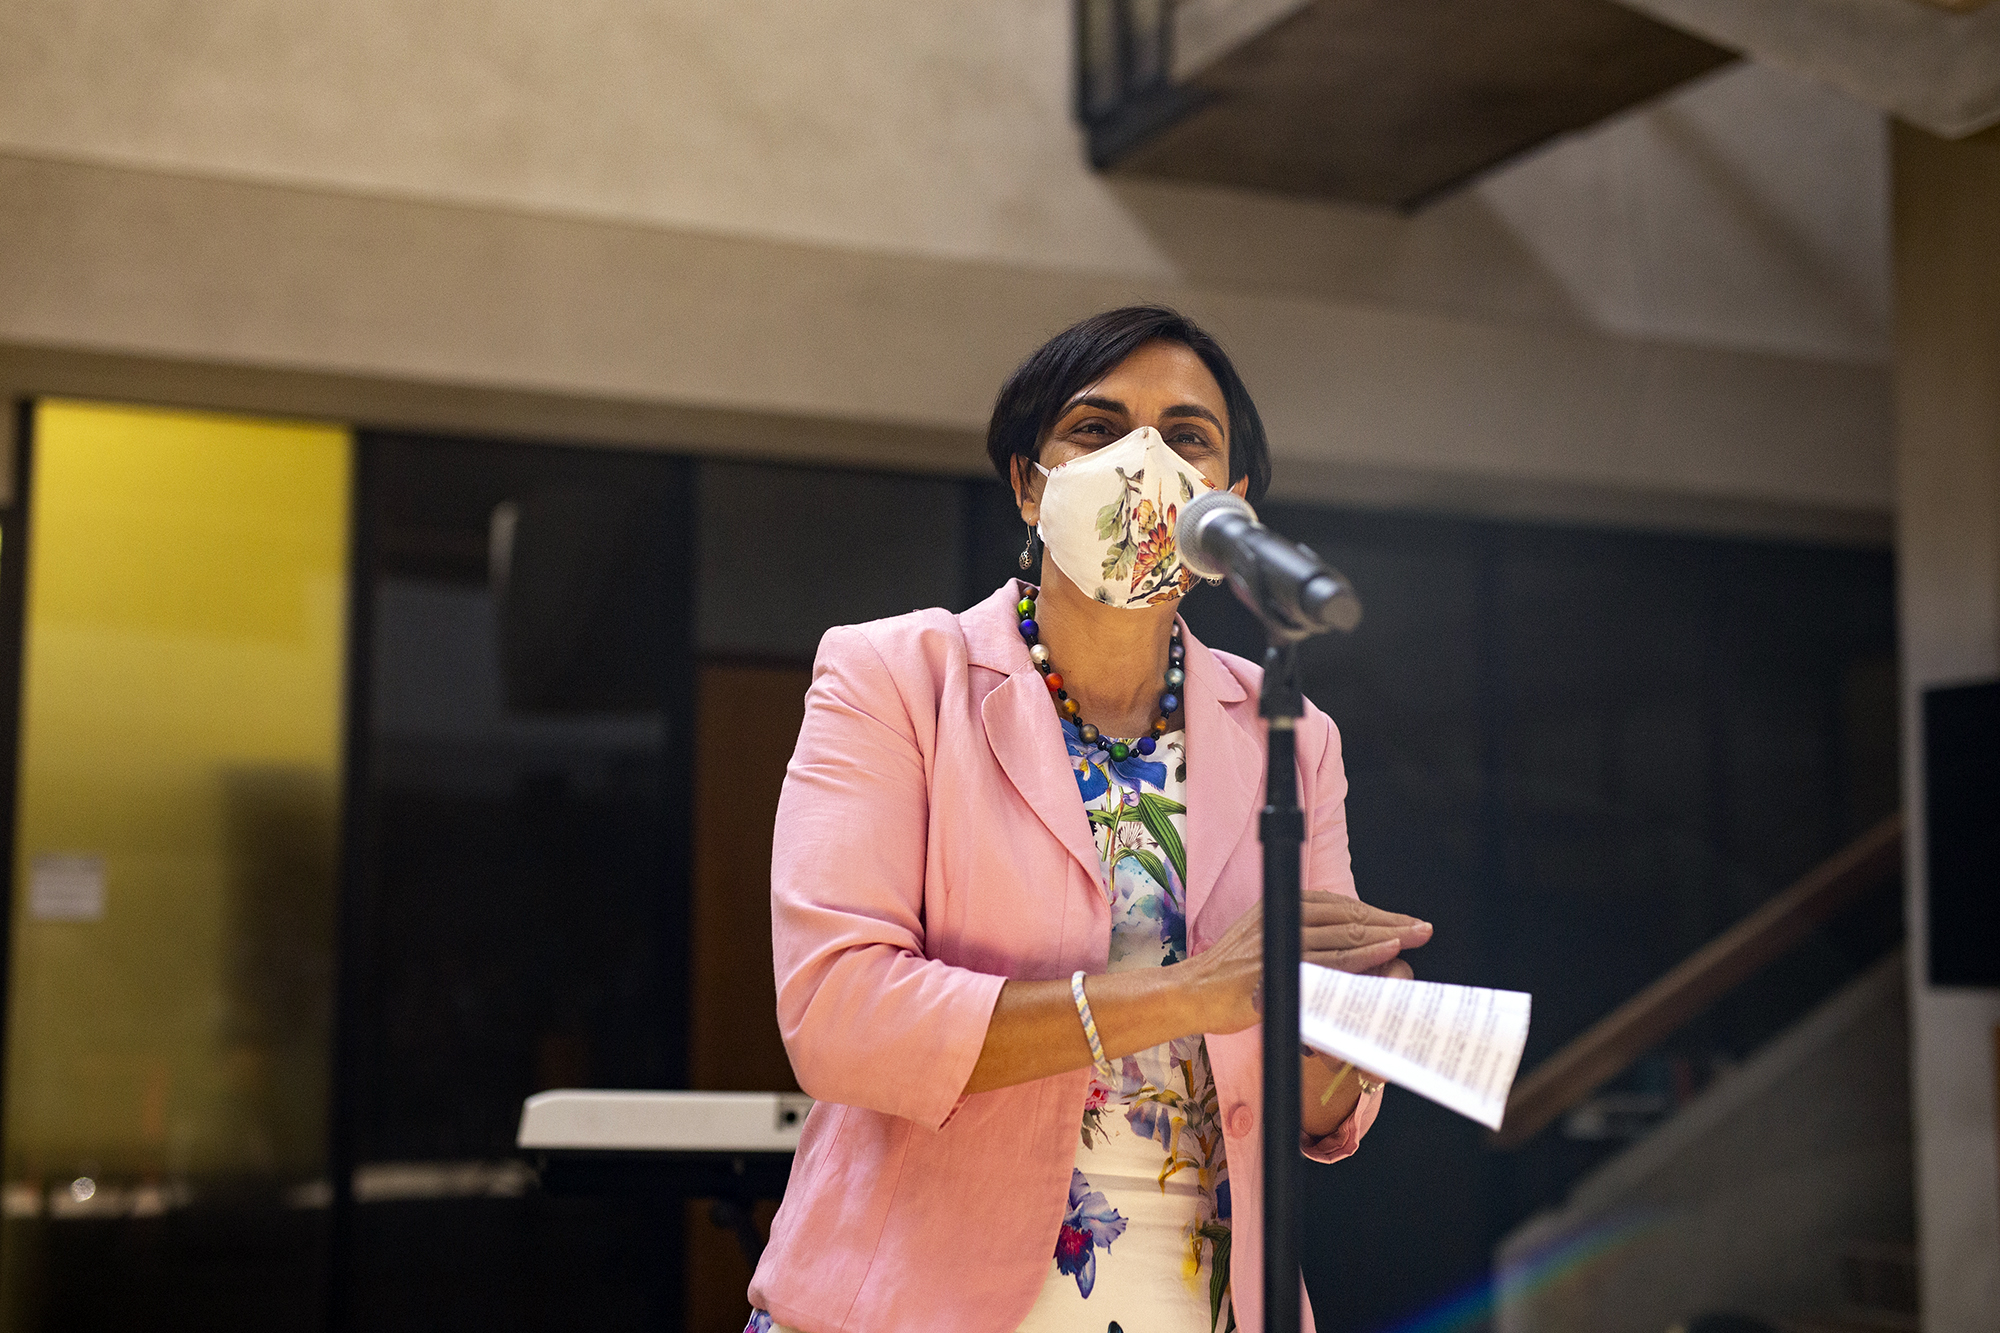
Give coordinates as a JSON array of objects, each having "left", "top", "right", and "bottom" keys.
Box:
[
  {"left": 1258, "top": 637, "right": 1305, "bottom": 1333},
  {"left": 1189, "top": 499, "right": 1359, "bottom": 1331}
]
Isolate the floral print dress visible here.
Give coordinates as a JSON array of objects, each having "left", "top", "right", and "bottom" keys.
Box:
[
  {"left": 745, "top": 719, "right": 1231, "bottom": 1333},
  {"left": 1014, "top": 719, "right": 1233, "bottom": 1333}
]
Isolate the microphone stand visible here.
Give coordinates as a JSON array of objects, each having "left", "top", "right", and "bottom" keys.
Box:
[
  {"left": 1234, "top": 572, "right": 1354, "bottom": 1331},
  {"left": 1259, "top": 639, "right": 1306, "bottom": 1333},
  {"left": 1182, "top": 493, "right": 1359, "bottom": 1331}
]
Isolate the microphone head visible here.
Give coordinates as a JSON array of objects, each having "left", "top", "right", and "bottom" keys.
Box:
[
  {"left": 1302, "top": 571, "right": 1363, "bottom": 633},
  {"left": 1176, "top": 489, "right": 1256, "bottom": 580}
]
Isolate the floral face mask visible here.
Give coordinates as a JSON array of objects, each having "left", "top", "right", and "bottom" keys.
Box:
[{"left": 1036, "top": 426, "right": 1219, "bottom": 608}]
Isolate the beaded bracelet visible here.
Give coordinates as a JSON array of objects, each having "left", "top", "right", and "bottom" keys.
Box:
[{"left": 1070, "top": 970, "right": 1118, "bottom": 1082}]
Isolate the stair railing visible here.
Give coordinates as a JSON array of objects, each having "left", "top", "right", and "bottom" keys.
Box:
[{"left": 1493, "top": 813, "right": 1905, "bottom": 1150}]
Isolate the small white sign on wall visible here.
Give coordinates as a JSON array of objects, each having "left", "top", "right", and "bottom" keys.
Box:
[{"left": 29, "top": 854, "right": 106, "bottom": 922}]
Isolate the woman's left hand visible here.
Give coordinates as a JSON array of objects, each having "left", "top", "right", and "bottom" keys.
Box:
[
  {"left": 1357, "top": 955, "right": 1414, "bottom": 984},
  {"left": 1308, "top": 953, "right": 1412, "bottom": 1071},
  {"left": 1303, "top": 953, "right": 1412, "bottom": 1126}
]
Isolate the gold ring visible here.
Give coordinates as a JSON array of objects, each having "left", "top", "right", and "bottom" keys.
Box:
[{"left": 1355, "top": 1072, "right": 1383, "bottom": 1096}]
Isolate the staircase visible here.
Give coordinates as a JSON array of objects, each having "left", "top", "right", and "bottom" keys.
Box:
[
  {"left": 1495, "top": 951, "right": 1915, "bottom": 1333},
  {"left": 1487, "top": 816, "right": 1917, "bottom": 1333}
]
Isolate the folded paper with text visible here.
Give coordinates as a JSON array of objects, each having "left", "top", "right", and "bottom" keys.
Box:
[{"left": 1299, "top": 963, "right": 1532, "bottom": 1130}]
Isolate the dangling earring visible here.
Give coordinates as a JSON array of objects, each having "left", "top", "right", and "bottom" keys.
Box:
[{"left": 1018, "top": 524, "right": 1038, "bottom": 571}]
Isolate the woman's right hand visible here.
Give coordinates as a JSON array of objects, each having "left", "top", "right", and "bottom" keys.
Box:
[{"left": 1188, "top": 892, "right": 1432, "bottom": 1034}]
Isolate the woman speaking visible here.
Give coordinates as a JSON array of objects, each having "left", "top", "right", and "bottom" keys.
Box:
[{"left": 746, "top": 307, "right": 1432, "bottom": 1333}]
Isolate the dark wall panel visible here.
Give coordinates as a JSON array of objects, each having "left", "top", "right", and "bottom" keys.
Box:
[
  {"left": 1924, "top": 680, "right": 1999, "bottom": 988},
  {"left": 339, "top": 432, "right": 698, "bottom": 1331}
]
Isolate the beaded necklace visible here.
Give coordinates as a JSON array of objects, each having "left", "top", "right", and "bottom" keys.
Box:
[{"left": 1014, "top": 580, "right": 1185, "bottom": 759}]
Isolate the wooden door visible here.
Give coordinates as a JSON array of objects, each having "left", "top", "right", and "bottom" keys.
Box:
[{"left": 685, "top": 660, "right": 810, "bottom": 1331}]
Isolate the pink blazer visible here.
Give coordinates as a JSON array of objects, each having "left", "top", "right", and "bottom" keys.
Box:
[{"left": 748, "top": 582, "right": 1380, "bottom": 1332}]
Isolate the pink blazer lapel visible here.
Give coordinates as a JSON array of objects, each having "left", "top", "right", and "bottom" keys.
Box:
[
  {"left": 1180, "top": 624, "right": 1264, "bottom": 935},
  {"left": 963, "top": 586, "right": 1106, "bottom": 892},
  {"left": 980, "top": 670, "right": 1106, "bottom": 891},
  {"left": 959, "top": 586, "right": 1266, "bottom": 915}
]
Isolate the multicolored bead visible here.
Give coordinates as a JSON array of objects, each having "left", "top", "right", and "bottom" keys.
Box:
[{"left": 1014, "top": 580, "right": 1183, "bottom": 769}]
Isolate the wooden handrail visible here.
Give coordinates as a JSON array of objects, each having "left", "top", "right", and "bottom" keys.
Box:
[{"left": 1492, "top": 812, "right": 1905, "bottom": 1150}]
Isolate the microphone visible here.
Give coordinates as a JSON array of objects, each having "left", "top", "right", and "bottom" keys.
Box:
[{"left": 1177, "top": 491, "right": 1361, "bottom": 638}]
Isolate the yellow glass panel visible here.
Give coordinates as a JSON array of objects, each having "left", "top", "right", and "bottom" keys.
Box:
[{"left": 3, "top": 400, "right": 349, "bottom": 1192}]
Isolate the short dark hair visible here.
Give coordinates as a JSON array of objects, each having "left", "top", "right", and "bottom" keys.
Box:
[{"left": 985, "top": 306, "right": 1272, "bottom": 506}]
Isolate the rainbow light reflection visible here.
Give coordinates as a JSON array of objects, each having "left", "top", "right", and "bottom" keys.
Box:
[{"left": 1370, "top": 1209, "right": 1669, "bottom": 1333}]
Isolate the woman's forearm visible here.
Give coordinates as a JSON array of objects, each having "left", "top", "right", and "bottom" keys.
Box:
[
  {"left": 961, "top": 893, "right": 1418, "bottom": 1109},
  {"left": 962, "top": 963, "right": 1213, "bottom": 1095},
  {"left": 964, "top": 964, "right": 1365, "bottom": 1139}
]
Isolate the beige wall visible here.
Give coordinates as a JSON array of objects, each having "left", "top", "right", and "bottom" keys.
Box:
[
  {"left": 0, "top": 149, "right": 1891, "bottom": 542},
  {"left": 1479, "top": 61, "right": 1889, "bottom": 364},
  {"left": 0, "top": 0, "right": 1575, "bottom": 315},
  {"left": 1616, "top": 0, "right": 2000, "bottom": 139},
  {"left": 0, "top": 3, "right": 1890, "bottom": 355},
  {"left": 1892, "top": 120, "right": 2000, "bottom": 1333},
  {"left": 0, "top": 1, "right": 1896, "bottom": 542}
]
